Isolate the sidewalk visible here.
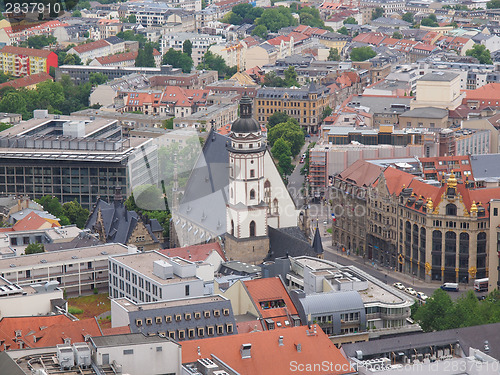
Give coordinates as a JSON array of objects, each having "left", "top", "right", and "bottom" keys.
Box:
[{"left": 324, "top": 243, "right": 475, "bottom": 291}]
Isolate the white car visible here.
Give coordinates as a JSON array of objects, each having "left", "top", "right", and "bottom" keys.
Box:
[
  {"left": 417, "top": 292, "right": 428, "bottom": 301},
  {"left": 405, "top": 287, "right": 417, "bottom": 296},
  {"left": 393, "top": 282, "right": 405, "bottom": 290}
]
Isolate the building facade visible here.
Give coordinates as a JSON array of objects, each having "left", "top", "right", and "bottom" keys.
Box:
[
  {"left": 255, "top": 83, "right": 333, "bottom": 133},
  {"left": 0, "top": 46, "right": 58, "bottom": 77},
  {"left": 111, "top": 295, "right": 236, "bottom": 341}
]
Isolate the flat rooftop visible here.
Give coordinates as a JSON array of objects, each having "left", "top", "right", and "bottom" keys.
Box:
[
  {"left": 0, "top": 243, "right": 129, "bottom": 271},
  {"left": 111, "top": 251, "right": 200, "bottom": 284},
  {"left": 113, "top": 295, "right": 226, "bottom": 312}
]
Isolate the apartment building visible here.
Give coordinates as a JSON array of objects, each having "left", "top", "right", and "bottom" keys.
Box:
[
  {"left": 111, "top": 295, "right": 236, "bottom": 341},
  {"left": 0, "top": 243, "right": 133, "bottom": 295},
  {"left": 255, "top": 83, "right": 333, "bottom": 133},
  {"left": 161, "top": 32, "right": 223, "bottom": 65},
  {"left": 108, "top": 251, "right": 205, "bottom": 303},
  {"left": 0, "top": 46, "right": 57, "bottom": 77}
]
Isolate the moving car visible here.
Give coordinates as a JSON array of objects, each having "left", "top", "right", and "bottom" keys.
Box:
[
  {"left": 440, "top": 283, "right": 459, "bottom": 292},
  {"left": 417, "top": 292, "right": 428, "bottom": 301}
]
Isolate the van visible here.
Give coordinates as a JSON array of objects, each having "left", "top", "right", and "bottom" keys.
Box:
[{"left": 440, "top": 283, "right": 459, "bottom": 292}]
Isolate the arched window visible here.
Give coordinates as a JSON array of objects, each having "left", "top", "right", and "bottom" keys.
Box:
[
  {"left": 477, "top": 232, "right": 486, "bottom": 254},
  {"left": 249, "top": 221, "right": 256, "bottom": 237},
  {"left": 250, "top": 189, "right": 255, "bottom": 200},
  {"left": 264, "top": 180, "right": 271, "bottom": 213},
  {"left": 273, "top": 198, "right": 279, "bottom": 214},
  {"left": 231, "top": 220, "right": 234, "bottom": 236},
  {"left": 459, "top": 232, "right": 469, "bottom": 254},
  {"left": 446, "top": 204, "right": 457, "bottom": 216},
  {"left": 445, "top": 231, "right": 456, "bottom": 253}
]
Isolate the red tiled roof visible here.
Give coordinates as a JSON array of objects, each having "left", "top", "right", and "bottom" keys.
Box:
[
  {"left": 0, "top": 316, "right": 102, "bottom": 351},
  {"left": 152, "top": 48, "right": 161, "bottom": 56},
  {"left": 338, "top": 160, "right": 383, "bottom": 187},
  {"left": 159, "top": 242, "right": 226, "bottom": 262},
  {"left": 0, "top": 45, "right": 52, "bottom": 58},
  {"left": 243, "top": 277, "right": 298, "bottom": 322},
  {"left": 352, "top": 32, "right": 386, "bottom": 46},
  {"left": 0, "top": 72, "right": 52, "bottom": 90},
  {"left": 72, "top": 39, "right": 110, "bottom": 54},
  {"left": 95, "top": 51, "right": 137, "bottom": 65},
  {"left": 12, "top": 211, "right": 60, "bottom": 231},
  {"left": 102, "top": 326, "right": 131, "bottom": 335},
  {"left": 181, "top": 325, "right": 353, "bottom": 375},
  {"left": 465, "top": 83, "right": 500, "bottom": 102},
  {"left": 236, "top": 319, "right": 263, "bottom": 334},
  {"left": 381, "top": 166, "right": 415, "bottom": 195}
]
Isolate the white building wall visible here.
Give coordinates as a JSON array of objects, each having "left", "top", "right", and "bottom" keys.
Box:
[{"left": 0, "top": 288, "right": 63, "bottom": 318}]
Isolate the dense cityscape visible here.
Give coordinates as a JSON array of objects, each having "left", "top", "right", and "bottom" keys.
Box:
[{"left": 0, "top": 0, "right": 499, "bottom": 373}]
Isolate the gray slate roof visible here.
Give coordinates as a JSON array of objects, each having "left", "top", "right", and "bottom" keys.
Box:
[
  {"left": 300, "top": 291, "right": 364, "bottom": 315},
  {"left": 470, "top": 154, "right": 500, "bottom": 179},
  {"left": 85, "top": 198, "right": 158, "bottom": 245},
  {"left": 400, "top": 107, "right": 449, "bottom": 119},
  {"left": 342, "top": 322, "right": 500, "bottom": 360},
  {"left": 419, "top": 71, "right": 459, "bottom": 82},
  {"left": 267, "top": 226, "right": 316, "bottom": 260}
]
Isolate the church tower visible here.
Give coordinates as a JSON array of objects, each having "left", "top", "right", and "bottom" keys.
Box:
[{"left": 225, "top": 94, "right": 269, "bottom": 263}]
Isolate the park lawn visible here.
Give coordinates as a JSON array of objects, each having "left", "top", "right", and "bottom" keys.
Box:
[{"left": 67, "top": 293, "right": 110, "bottom": 320}]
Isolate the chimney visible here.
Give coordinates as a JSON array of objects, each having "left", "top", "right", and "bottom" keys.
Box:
[
  {"left": 295, "top": 343, "right": 302, "bottom": 352},
  {"left": 240, "top": 343, "right": 251, "bottom": 359},
  {"left": 278, "top": 336, "right": 284, "bottom": 346}
]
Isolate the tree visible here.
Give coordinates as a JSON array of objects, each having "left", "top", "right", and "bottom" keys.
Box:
[
  {"left": 337, "top": 26, "right": 348, "bottom": 35},
  {"left": 128, "top": 14, "right": 137, "bottom": 23},
  {"left": 402, "top": 12, "right": 414, "bottom": 23},
  {"left": 271, "top": 138, "right": 294, "bottom": 177},
  {"left": 350, "top": 46, "right": 376, "bottom": 61},
  {"left": 25, "top": 243, "right": 44, "bottom": 255},
  {"left": 298, "top": 7, "right": 326, "bottom": 28},
  {"left": 343, "top": 17, "right": 357, "bottom": 25},
  {"left": 421, "top": 15, "right": 439, "bottom": 27},
  {"left": 321, "top": 106, "right": 333, "bottom": 120},
  {"left": 371, "top": 7, "right": 384, "bottom": 20},
  {"left": 136, "top": 43, "right": 156, "bottom": 67},
  {"left": 487, "top": 0, "right": 500, "bottom": 8},
  {"left": 252, "top": 25, "right": 268, "bottom": 39},
  {"left": 414, "top": 289, "right": 454, "bottom": 332},
  {"left": 162, "top": 48, "right": 193, "bottom": 73},
  {"left": 466, "top": 44, "right": 492, "bottom": 64},
  {"left": 0, "top": 92, "right": 28, "bottom": 118},
  {"left": 89, "top": 72, "right": 108, "bottom": 86},
  {"left": 328, "top": 47, "right": 340, "bottom": 61},
  {"left": 163, "top": 117, "right": 174, "bottom": 129},
  {"left": 255, "top": 7, "right": 298, "bottom": 33},
  {"left": 62, "top": 200, "right": 90, "bottom": 228},
  {"left": 197, "top": 51, "right": 236, "bottom": 79},
  {"left": 392, "top": 31, "right": 403, "bottom": 39},
  {"left": 116, "top": 30, "right": 147, "bottom": 48},
  {"left": 268, "top": 119, "right": 304, "bottom": 157},
  {"left": 268, "top": 112, "right": 290, "bottom": 129},
  {"left": 183, "top": 40, "right": 192, "bottom": 57},
  {"left": 72, "top": 10, "right": 81, "bottom": 17},
  {"left": 221, "top": 11, "right": 243, "bottom": 25},
  {"left": 284, "top": 66, "right": 299, "bottom": 87},
  {"left": 231, "top": 3, "right": 263, "bottom": 24},
  {"left": 263, "top": 71, "right": 286, "bottom": 87},
  {"left": 27, "top": 35, "right": 57, "bottom": 49}
]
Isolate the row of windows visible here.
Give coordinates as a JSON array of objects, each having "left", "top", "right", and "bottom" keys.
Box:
[
  {"left": 135, "top": 309, "right": 230, "bottom": 327},
  {"left": 152, "top": 324, "right": 234, "bottom": 340},
  {"left": 256, "top": 100, "right": 314, "bottom": 108}
]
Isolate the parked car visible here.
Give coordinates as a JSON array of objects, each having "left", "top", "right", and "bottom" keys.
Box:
[
  {"left": 417, "top": 292, "right": 428, "bottom": 301},
  {"left": 393, "top": 282, "right": 405, "bottom": 290},
  {"left": 405, "top": 287, "right": 417, "bottom": 296}
]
